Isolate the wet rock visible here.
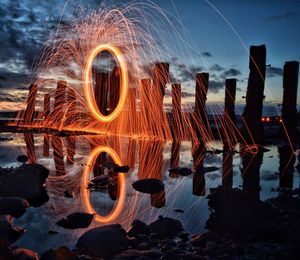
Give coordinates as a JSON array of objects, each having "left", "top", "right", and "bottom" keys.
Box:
[
  {"left": 0, "top": 220, "right": 25, "bottom": 244},
  {"left": 56, "top": 212, "right": 94, "bottom": 229},
  {"left": 0, "top": 197, "right": 29, "bottom": 218},
  {"left": 128, "top": 219, "right": 151, "bottom": 238},
  {"left": 286, "top": 218, "right": 300, "bottom": 246},
  {"left": 113, "top": 249, "right": 163, "bottom": 259},
  {"left": 40, "top": 246, "right": 75, "bottom": 260},
  {"left": 168, "top": 167, "right": 192, "bottom": 176},
  {"left": 113, "top": 165, "right": 130, "bottom": 173},
  {"left": 0, "top": 164, "right": 49, "bottom": 207},
  {"left": 64, "top": 190, "right": 74, "bottom": 198},
  {"left": 76, "top": 224, "right": 129, "bottom": 257},
  {"left": 48, "top": 230, "right": 58, "bottom": 235},
  {"left": 132, "top": 179, "right": 164, "bottom": 194},
  {"left": 149, "top": 216, "right": 183, "bottom": 238},
  {"left": 203, "top": 166, "right": 219, "bottom": 173},
  {"left": 174, "top": 209, "right": 184, "bottom": 213},
  {"left": 12, "top": 248, "right": 38, "bottom": 260},
  {"left": 16, "top": 155, "right": 29, "bottom": 163}
]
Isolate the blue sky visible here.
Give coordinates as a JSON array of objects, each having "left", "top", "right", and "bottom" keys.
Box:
[{"left": 0, "top": 0, "right": 299, "bottom": 111}]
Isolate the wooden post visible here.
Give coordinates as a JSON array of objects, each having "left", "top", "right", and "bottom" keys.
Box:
[
  {"left": 65, "top": 88, "right": 76, "bottom": 125},
  {"left": 52, "top": 80, "right": 67, "bottom": 125},
  {"left": 24, "top": 133, "right": 36, "bottom": 163},
  {"left": 278, "top": 146, "right": 295, "bottom": 188},
  {"left": 109, "top": 66, "right": 120, "bottom": 112},
  {"left": 43, "top": 135, "right": 50, "bottom": 157},
  {"left": 128, "top": 88, "right": 137, "bottom": 134},
  {"left": 66, "top": 136, "right": 76, "bottom": 164},
  {"left": 44, "top": 93, "right": 50, "bottom": 121},
  {"left": 171, "top": 83, "right": 182, "bottom": 140},
  {"left": 95, "top": 73, "right": 109, "bottom": 115},
  {"left": 194, "top": 73, "right": 209, "bottom": 136},
  {"left": 51, "top": 136, "right": 66, "bottom": 176},
  {"left": 24, "top": 84, "right": 38, "bottom": 124},
  {"left": 242, "top": 45, "right": 266, "bottom": 144},
  {"left": 222, "top": 145, "right": 233, "bottom": 189},
  {"left": 281, "top": 61, "right": 299, "bottom": 137},
  {"left": 169, "top": 141, "right": 181, "bottom": 178},
  {"left": 140, "top": 78, "right": 152, "bottom": 136}
]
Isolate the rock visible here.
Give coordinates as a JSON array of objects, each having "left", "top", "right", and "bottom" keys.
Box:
[
  {"left": 0, "top": 220, "right": 25, "bottom": 244},
  {"left": 0, "top": 197, "right": 29, "bottom": 218},
  {"left": 40, "top": 246, "right": 75, "bottom": 260},
  {"left": 88, "top": 175, "right": 109, "bottom": 190},
  {"left": 48, "top": 230, "right": 58, "bottom": 235},
  {"left": 64, "top": 191, "right": 74, "bottom": 198},
  {"left": 174, "top": 209, "right": 184, "bottom": 213},
  {"left": 12, "top": 248, "right": 38, "bottom": 260},
  {"left": 113, "top": 165, "right": 130, "bottom": 173},
  {"left": 56, "top": 212, "right": 94, "bottom": 229},
  {"left": 149, "top": 216, "right": 183, "bottom": 238},
  {"left": 76, "top": 224, "right": 129, "bottom": 257},
  {"left": 113, "top": 249, "right": 163, "bottom": 259},
  {"left": 16, "top": 155, "right": 28, "bottom": 163},
  {"left": 168, "top": 167, "right": 192, "bottom": 176},
  {"left": 0, "top": 242, "right": 13, "bottom": 259},
  {"left": 203, "top": 166, "right": 219, "bottom": 173},
  {"left": 128, "top": 219, "right": 151, "bottom": 238},
  {"left": 132, "top": 179, "right": 164, "bottom": 194},
  {"left": 0, "top": 164, "right": 49, "bottom": 207},
  {"left": 286, "top": 218, "right": 300, "bottom": 246}
]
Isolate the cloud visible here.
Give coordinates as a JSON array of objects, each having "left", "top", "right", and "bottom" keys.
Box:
[
  {"left": 210, "top": 64, "right": 225, "bottom": 72},
  {"left": 209, "top": 80, "right": 224, "bottom": 93},
  {"left": 265, "top": 11, "right": 297, "bottom": 22},
  {"left": 220, "top": 68, "right": 241, "bottom": 78},
  {"left": 267, "top": 66, "right": 283, "bottom": 77},
  {"left": 201, "top": 52, "right": 212, "bottom": 58}
]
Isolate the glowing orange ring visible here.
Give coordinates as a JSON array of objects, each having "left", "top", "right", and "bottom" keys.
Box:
[
  {"left": 81, "top": 146, "right": 126, "bottom": 223},
  {"left": 83, "top": 44, "right": 128, "bottom": 122}
]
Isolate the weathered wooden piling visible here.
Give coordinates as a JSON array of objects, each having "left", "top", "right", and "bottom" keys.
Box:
[
  {"left": 278, "top": 146, "right": 295, "bottom": 188},
  {"left": 192, "top": 142, "right": 206, "bottom": 196},
  {"left": 66, "top": 136, "right": 76, "bottom": 164},
  {"left": 169, "top": 142, "right": 181, "bottom": 178},
  {"left": 128, "top": 88, "right": 137, "bottom": 134},
  {"left": 43, "top": 135, "right": 50, "bottom": 157},
  {"left": 95, "top": 72, "right": 109, "bottom": 115},
  {"left": 43, "top": 93, "right": 50, "bottom": 120},
  {"left": 194, "top": 73, "right": 209, "bottom": 136},
  {"left": 171, "top": 83, "right": 183, "bottom": 140},
  {"left": 242, "top": 45, "right": 266, "bottom": 144},
  {"left": 24, "top": 84, "right": 38, "bottom": 124},
  {"left": 51, "top": 136, "right": 66, "bottom": 176},
  {"left": 109, "top": 66, "right": 120, "bottom": 111},
  {"left": 222, "top": 147, "right": 233, "bottom": 189},
  {"left": 52, "top": 80, "right": 67, "bottom": 124},
  {"left": 281, "top": 61, "right": 299, "bottom": 137},
  {"left": 24, "top": 133, "right": 36, "bottom": 163},
  {"left": 140, "top": 78, "right": 152, "bottom": 135}
]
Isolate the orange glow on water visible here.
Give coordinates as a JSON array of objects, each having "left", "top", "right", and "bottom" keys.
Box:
[
  {"left": 81, "top": 146, "right": 126, "bottom": 223},
  {"left": 83, "top": 44, "right": 128, "bottom": 123}
]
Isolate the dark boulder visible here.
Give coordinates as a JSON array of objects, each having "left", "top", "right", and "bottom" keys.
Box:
[
  {"left": 286, "top": 218, "right": 300, "bottom": 246},
  {"left": 76, "top": 224, "right": 129, "bottom": 258},
  {"left": 132, "top": 179, "right": 164, "bottom": 194},
  {"left": 40, "top": 246, "right": 75, "bottom": 260},
  {"left": 0, "top": 220, "right": 25, "bottom": 244},
  {"left": 0, "top": 197, "right": 29, "bottom": 218},
  {"left": 168, "top": 167, "right": 192, "bottom": 176},
  {"left": 149, "top": 216, "right": 183, "bottom": 238},
  {"left": 56, "top": 212, "right": 94, "bottom": 229},
  {"left": 128, "top": 219, "right": 151, "bottom": 238},
  {"left": 16, "top": 155, "right": 28, "bottom": 163}
]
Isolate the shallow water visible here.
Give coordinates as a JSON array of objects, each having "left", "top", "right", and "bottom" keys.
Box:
[{"left": 0, "top": 132, "right": 299, "bottom": 254}]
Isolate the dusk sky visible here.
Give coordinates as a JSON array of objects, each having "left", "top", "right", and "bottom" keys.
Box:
[{"left": 0, "top": 0, "right": 299, "bottom": 112}]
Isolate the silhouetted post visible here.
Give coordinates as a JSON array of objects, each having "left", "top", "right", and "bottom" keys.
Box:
[
  {"left": 53, "top": 80, "right": 67, "bottom": 124},
  {"left": 109, "top": 66, "right": 120, "bottom": 112},
  {"left": 51, "top": 136, "right": 66, "bottom": 176},
  {"left": 95, "top": 73, "right": 109, "bottom": 115},
  {"left": 192, "top": 142, "right": 206, "bottom": 196},
  {"left": 65, "top": 88, "right": 76, "bottom": 125},
  {"left": 281, "top": 61, "right": 299, "bottom": 138},
  {"left": 151, "top": 191, "right": 166, "bottom": 208},
  {"left": 241, "top": 149, "right": 263, "bottom": 200},
  {"left": 278, "top": 146, "right": 295, "bottom": 189},
  {"left": 152, "top": 63, "right": 169, "bottom": 137},
  {"left": 223, "top": 78, "right": 237, "bottom": 144},
  {"left": 43, "top": 135, "right": 50, "bottom": 157},
  {"left": 171, "top": 83, "right": 183, "bottom": 140},
  {"left": 222, "top": 144, "right": 233, "bottom": 189},
  {"left": 194, "top": 73, "right": 209, "bottom": 137},
  {"left": 140, "top": 78, "right": 152, "bottom": 136},
  {"left": 66, "top": 136, "right": 76, "bottom": 164},
  {"left": 24, "top": 84, "right": 38, "bottom": 124},
  {"left": 242, "top": 45, "right": 266, "bottom": 144},
  {"left": 44, "top": 93, "right": 50, "bottom": 121},
  {"left": 169, "top": 141, "right": 181, "bottom": 178},
  {"left": 24, "top": 133, "right": 36, "bottom": 163}
]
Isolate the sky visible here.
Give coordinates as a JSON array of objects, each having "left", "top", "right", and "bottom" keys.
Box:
[{"left": 0, "top": 0, "right": 299, "bottom": 112}]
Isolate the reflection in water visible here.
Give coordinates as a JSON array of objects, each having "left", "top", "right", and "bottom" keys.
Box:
[
  {"left": 51, "top": 136, "right": 66, "bottom": 176},
  {"left": 192, "top": 142, "right": 206, "bottom": 196},
  {"left": 169, "top": 141, "right": 180, "bottom": 178},
  {"left": 278, "top": 146, "right": 295, "bottom": 189},
  {"left": 43, "top": 135, "right": 50, "bottom": 157},
  {"left": 66, "top": 136, "right": 76, "bottom": 164},
  {"left": 241, "top": 149, "right": 263, "bottom": 200},
  {"left": 24, "top": 133, "right": 36, "bottom": 163},
  {"left": 81, "top": 146, "right": 126, "bottom": 223},
  {"left": 222, "top": 144, "right": 233, "bottom": 189}
]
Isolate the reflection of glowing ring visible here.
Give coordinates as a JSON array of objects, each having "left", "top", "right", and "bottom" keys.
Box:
[
  {"left": 83, "top": 44, "right": 128, "bottom": 122},
  {"left": 81, "top": 146, "right": 126, "bottom": 223}
]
